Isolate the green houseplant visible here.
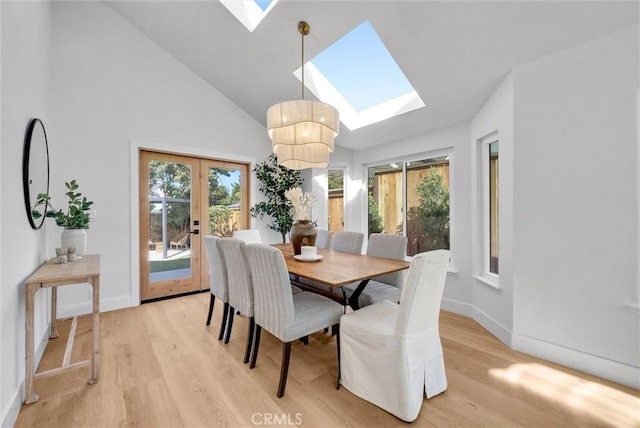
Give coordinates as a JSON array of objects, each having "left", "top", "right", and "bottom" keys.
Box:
[
  {"left": 250, "top": 154, "right": 302, "bottom": 243},
  {"left": 33, "top": 179, "right": 94, "bottom": 254}
]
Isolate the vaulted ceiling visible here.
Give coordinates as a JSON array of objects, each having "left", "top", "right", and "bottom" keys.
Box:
[{"left": 105, "top": 1, "right": 639, "bottom": 151}]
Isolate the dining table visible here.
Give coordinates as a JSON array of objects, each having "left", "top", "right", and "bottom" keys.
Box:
[{"left": 272, "top": 243, "right": 410, "bottom": 310}]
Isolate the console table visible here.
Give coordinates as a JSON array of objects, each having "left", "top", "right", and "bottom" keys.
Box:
[{"left": 24, "top": 254, "right": 100, "bottom": 404}]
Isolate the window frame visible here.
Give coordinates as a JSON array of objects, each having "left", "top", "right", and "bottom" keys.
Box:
[
  {"left": 364, "top": 147, "right": 455, "bottom": 269},
  {"left": 478, "top": 133, "right": 500, "bottom": 287}
]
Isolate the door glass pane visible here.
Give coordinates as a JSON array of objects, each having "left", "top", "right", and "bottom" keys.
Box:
[
  {"left": 148, "top": 160, "right": 192, "bottom": 282},
  {"left": 206, "top": 167, "right": 242, "bottom": 237},
  {"left": 328, "top": 169, "right": 344, "bottom": 232},
  {"left": 405, "top": 157, "right": 450, "bottom": 256}
]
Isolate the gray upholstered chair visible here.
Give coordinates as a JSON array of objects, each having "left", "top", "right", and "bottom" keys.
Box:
[
  {"left": 232, "top": 229, "right": 262, "bottom": 244},
  {"left": 217, "top": 238, "right": 255, "bottom": 363},
  {"left": 203, "top": 236, "right": 230, "bottom": 341},
  {"left": 344, "top": 233, "right": 408, "bottom": 307},
  {"left": 330, "top": 231, "right": 364, "bottom": 254},
  {"left": 339, "top": 250, "right": 450, "bottom": 422},
  {"left": 315, "top": 229, "right": 333, "bottom": 249},
  {"left": 245, "top": 244, "right": 343, "bottom": 398}
]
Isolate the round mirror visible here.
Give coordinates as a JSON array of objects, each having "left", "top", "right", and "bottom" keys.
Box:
[{"left": 22, "top": 118, "right": 50, "bottom": 229}]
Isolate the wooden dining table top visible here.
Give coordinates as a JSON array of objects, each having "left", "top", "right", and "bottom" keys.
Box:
[{"left": 272, "top": 243, "right": 410, "bottom": 289}]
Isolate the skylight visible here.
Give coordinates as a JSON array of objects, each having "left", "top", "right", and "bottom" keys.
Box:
[
  {"left": 219, "top": 0, "right": 278, "bottom": 32},
  {"left": 295, "top": 21, "right": 425, "bottom": 131}
]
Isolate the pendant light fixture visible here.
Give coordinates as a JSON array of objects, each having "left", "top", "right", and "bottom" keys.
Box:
[{"left": 267, "top": 21, "right": 339, "bottom": 169}]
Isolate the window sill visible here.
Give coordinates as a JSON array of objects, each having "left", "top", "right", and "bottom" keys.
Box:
[{"left": 473, "top": 275, "right": 501, "bottom": 291}]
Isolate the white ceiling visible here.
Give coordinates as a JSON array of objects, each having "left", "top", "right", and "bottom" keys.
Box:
[{"left": 105, "top": 1, "right": 639, "bottom": 151}]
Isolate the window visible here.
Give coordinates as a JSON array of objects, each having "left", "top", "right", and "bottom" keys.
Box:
[
  {"left": 489, "top": 142, "right": 499, "bottom": 274},
  {"left": 367, "top": 155, "right": 450, "bottom": 257},
  {"left": 328, "top": 169, "right": 345, "bottom": 232}
]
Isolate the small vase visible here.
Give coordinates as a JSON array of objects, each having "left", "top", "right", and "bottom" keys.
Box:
[
  {"left": 61, "top": 229, "right": 87, "bottom": 256},
  {"left": 290, "top": 220, "right": 317, "bottom": 255}
]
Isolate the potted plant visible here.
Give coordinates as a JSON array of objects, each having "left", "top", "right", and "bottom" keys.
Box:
[
  {"left": 250, "top": 154, "right": 302, "bottom": 243},
  {"left": 33, "top": 179, "right": 94, "bottom": 254}
]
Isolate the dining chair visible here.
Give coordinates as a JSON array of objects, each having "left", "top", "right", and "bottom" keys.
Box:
[
  {"left": 232, "top": 229, "right": 262, "bottom": 244},
  {"left": 217, "top": 238, "right": 255, "bottom": 363},
  {"left": 315, "top": 229, "right": 333, "bottom": 249},
  {"left": 203, "top": 236, "right": 230, "bottom": 341},
  {"left": 343, "top": 233, "right": 408, "bottom": 307},
  {"left": 339, "top": 250, "right": 450, "bottom": 422},
  {"left": 245, "top": 244, "right": 343, "bottom": 398},
  {"left": 297, "top": 230, "right": 364, "bottom": 303},
  {"left": 330, "top": 231, "right": 364, "bottom": 254}
]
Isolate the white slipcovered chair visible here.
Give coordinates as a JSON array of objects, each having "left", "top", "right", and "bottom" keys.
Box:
[
  {"left": 217, "top": 238, "right": 255, "bottom": 364},
  {"left": 344, "top": 233, "right": 408, "bottom": 308},
  {"left": 232, "top": 229, "right": 262, "bottom": 244},
  {"left": 203, "top": 236, "right": 230, "bottom": 341},
  {"left": 245, "top": 244, "right": 343, "bottom": 398},
  {"left": 339, "top": 250, "right": 450, "bottom": 422}
]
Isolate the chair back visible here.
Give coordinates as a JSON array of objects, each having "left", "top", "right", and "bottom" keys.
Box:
[
  {"left": 366, "top": 233, "right": 407, "bottom": 288},
  {"left": 245, "top": 244, "right": 294, "bottom": 338},
  {"left": 233, "top": 229, "right": 262, "bottom": 244},
  {"left": 395, "top": 250, "right": 450, "bottom": 336},
  {"left": 315, "top": 229, "right": 333, "bottom": 249},
  {"left": 203, "top": 236, "right": 228, "bottom": 301},
  {"left": 218, "top": 238, "right": 254, "bottom": 316},
  {"left": 331, "top": 231, "right": 363, "bottom": 254}
]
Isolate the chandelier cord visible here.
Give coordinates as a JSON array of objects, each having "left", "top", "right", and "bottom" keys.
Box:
[{"left": 301, "top": 25, "right": 305, "bottom": 100}]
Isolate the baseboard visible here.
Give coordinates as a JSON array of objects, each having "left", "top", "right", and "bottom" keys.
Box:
[
  {"left": 57, "top": 295, "right": 134, "bottom": 318},
  {"left": 471, "top": 305, "right": 512, "bottom": 347},
  {"left": 512, "top": 333, "right": 640, "bottom": 390},
  {"left": 1, "top": 327, "right": 49, "bottom": 428},
  {"left": 441, "top": 297, "right": 473, "bottom": 317}
]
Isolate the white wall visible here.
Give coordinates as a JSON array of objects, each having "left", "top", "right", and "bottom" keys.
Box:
[
  {"left": 469, "top": 74, "right": 515, "bottom": 345},
  {"left": 50, "top": 2, "right": 272, "bottom": 314},
  {"left": 350, "top": 123, "right": 473, "bottom": 313},
  {"left": 1, "top": 2, "right": 53, "bottom": 426},
  {"left": 511, "top": 26, "right": 639, "bottom": 386}
]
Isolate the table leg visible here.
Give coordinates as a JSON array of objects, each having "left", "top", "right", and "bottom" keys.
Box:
[
  {"left": 24, "top": 283, "right": 40, "bottom": 404},
  {"left": 50, "top": 286, "right": 59, "bottom": 339},
  {"left": 89, "top": 276, "right": 100, "bottom": 384},
  {"left": 348, "top": 279, "right": 369, "bottom": 311}
]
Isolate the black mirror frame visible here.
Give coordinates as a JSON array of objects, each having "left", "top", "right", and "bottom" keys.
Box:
[{"left": 22, "top": 118, "right": 50, "bottom": 230}]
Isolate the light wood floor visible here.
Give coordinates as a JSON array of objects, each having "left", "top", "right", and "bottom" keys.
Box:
[{"left": 16, "top": 292, "right": 639, "bottom": 427}]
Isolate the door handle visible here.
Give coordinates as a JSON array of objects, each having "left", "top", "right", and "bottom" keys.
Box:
[{"left": 190, "top": 230, "right": 199, "bottom": 235}]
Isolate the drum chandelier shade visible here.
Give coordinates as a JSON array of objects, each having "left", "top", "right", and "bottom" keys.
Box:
[{"left": 267, "top": 21, "right": 339, "bottom": 170}]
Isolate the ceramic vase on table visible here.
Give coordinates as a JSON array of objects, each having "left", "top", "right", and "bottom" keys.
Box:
[
  {"left": 290, "top": 220, "right": 317, "bottom": 255},
  {"left": 61, "top": 228, "right": 87, "bottom": 256}
]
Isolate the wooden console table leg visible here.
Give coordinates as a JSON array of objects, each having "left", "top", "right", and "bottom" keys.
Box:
[
  {"left": 89, "top": 276, "right": 100, "bottom": 384},
  {"left": 24, "top": 283, "right": 40, "bottom": 404},
  {"left": 50, "top": 286, "right": 59, "bottom": 339}
]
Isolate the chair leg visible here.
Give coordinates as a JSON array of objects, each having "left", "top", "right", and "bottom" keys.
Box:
[
  {"left": 218, "top": 302, "right": 229, "bottom": 341},
  {"left": 244, "top": 317, "right": 255, "bottom": 364},
  {"left": 224, "top": 306, "right": 235, "bottom": 344},
  {"left": 299, "top": 336, "right": 308, "bottom": 345},
  {"left": 206, "top": 294, "right": 215, "bottom": 326},
  {"left": 335, "top": 324, "right": 341, "bottom": 390},
  {"left": 249, "top": 325, "right": 262, "bottom": 369},
  {"left": 277, "top": 342, "right": 292, "bottom": 398}
]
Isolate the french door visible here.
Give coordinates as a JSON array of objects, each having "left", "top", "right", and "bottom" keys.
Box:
[{"left": 139, "top": 150, "right": 249, "bottom": 301}]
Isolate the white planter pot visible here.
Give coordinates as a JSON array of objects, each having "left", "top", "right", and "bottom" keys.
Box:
[{"left": 61, "top": 229, "right": 87, "bottom": 255}]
